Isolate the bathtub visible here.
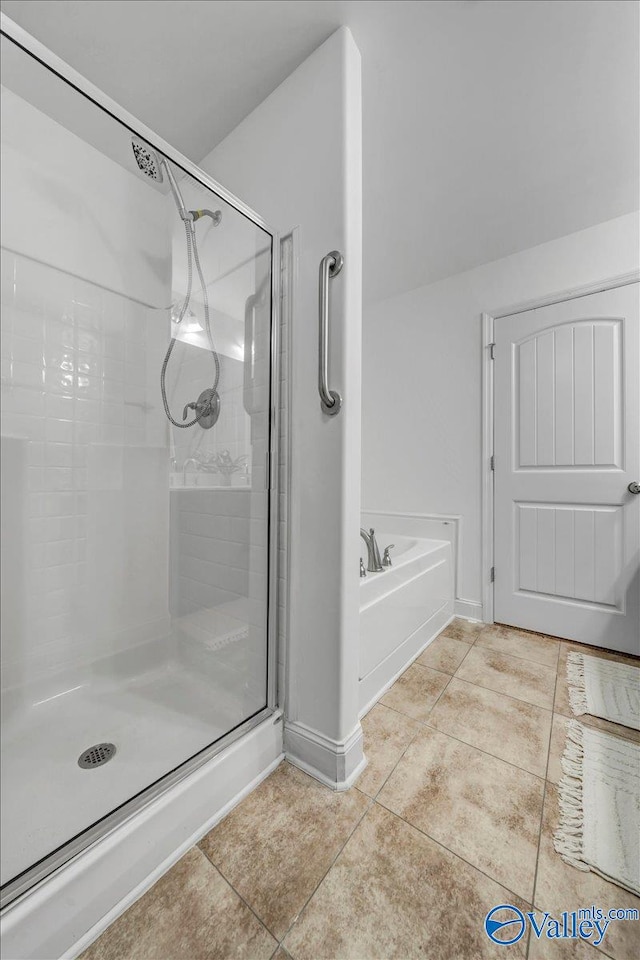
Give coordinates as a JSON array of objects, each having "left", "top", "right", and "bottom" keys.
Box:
[{"left": 359, "top": 534, "right": 454, "bottom": 715}]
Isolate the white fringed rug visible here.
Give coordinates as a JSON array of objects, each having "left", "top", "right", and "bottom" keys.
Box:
[
  {"left": 554, "top": 720, "right": 640, "bottom": 895},
  {"left": 567, "top": 652, "right": 640, "bottom": 731}
]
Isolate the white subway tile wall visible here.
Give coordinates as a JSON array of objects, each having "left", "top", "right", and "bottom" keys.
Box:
[
  {"left": 0, "top": 252, "right": 159, "bottom": 691},
  {"left": 1, "top": 245, "right": 285, "bottom": 705},
  {"left": 165, "top": 242, "right": 279, "bottom": 705},
  {"left": 169, "top": 345, "right": 251, "bottom": 478},
  {"left": 0, "top": 249, "right": 170, "bottom": 692}
]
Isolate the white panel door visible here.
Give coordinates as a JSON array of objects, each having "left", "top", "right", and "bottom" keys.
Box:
[{"left": 494, "top": 284, "right": 639, "bottom": 654}]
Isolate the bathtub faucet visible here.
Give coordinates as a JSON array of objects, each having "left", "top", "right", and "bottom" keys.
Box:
[{"left": 360, "top": 528, "right": 384, "bottom": 573}]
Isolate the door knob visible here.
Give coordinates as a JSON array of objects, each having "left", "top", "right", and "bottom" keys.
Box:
[{"left": 628, "top": 482, "right": 640, "bottom": 495}]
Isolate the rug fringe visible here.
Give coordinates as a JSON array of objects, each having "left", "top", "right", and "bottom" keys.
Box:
[
  {"left": 566, "top": 652, "right": 589, "bottom": 716},
  {"left": 554, "top": 720, "right": 590, "bottom": 872}
]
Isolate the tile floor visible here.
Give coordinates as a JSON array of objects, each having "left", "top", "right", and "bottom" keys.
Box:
[{"left": 82, "top": 620, "right": 640, "bottom": 960}]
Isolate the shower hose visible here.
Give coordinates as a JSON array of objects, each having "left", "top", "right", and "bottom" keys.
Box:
[{"left": 160, "top": 216, "right": 220, "bottom": 428}]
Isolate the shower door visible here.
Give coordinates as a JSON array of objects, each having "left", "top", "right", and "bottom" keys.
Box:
[{"left": 0, "top": 24, "right": 278, "bottom": 905}]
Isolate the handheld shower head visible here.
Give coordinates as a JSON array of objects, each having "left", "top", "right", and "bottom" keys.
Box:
[
  {"left": 131, "top": 138, "right": 222, "bottom": 225},
  {"left": 131, "top": 138, "right": 163, "bottom": 182},
  {"left": 132, "top": 137, "right": 188, "bottom": 219},
  {"left": 131, "top": 136, "right": 223, "bottom": 430}
]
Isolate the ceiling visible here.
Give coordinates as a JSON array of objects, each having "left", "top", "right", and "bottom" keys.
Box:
[{"left": 1, "top": 0, "right": 638, "bottom": 304}]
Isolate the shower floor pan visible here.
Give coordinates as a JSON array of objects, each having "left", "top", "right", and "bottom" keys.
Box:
[{"left": 1, "top": 622, "right": 265, "bottom": 889}]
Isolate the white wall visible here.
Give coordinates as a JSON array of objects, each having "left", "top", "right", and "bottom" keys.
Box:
[
  {"left": 362, "top": 212, "right": 639, "bottom": 617},
  {"left": 0, "top": 86, "right": 170, "bottom": 306},
  {"left": 200, "top": 27, "right": 364, "bottom": 786}
]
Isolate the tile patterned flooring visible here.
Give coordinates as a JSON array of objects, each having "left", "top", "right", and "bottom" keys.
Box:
[{"left": 82, "top": 621, "right": 640, "bottom": 960}]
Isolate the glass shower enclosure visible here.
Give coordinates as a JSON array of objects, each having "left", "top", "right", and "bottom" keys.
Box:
[{"left": 0, "top": 22, "right": 278, "bottom": 906}]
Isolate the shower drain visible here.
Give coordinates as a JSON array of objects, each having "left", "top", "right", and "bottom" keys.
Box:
[{"left": 77, "top": 743, "right": 117, "bottom": 769}]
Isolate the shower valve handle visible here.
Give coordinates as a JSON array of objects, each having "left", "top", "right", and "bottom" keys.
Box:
[
  {"left": 182, "top": 401, "right": 199, "bottom": 421},
  {"left": 183, "top": 397, "right": 214, "bottom": 422}
]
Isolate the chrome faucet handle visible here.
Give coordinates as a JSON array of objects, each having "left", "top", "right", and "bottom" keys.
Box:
[
  {"left": 382, "top": 545, "right": 395, "bottom": 567},
  {"left": 360, "top": 558, "right": 367, "bottom": 578}
]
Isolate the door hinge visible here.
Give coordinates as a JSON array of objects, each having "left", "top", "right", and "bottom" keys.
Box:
[
  {"left": 490, "top": 566, "right": 495, "bottom": 583},
  {"left": 490, "top": 454, "right": 495, "bottom": 471},
  {"left": 489, "top": 342, "right": 496, "bottom": 360}
]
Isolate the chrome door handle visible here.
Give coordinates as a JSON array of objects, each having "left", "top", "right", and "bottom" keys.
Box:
[
  {"left": 318, "top": 250, "right": 343, "bottom": 416},
  {"left": 628, "top": 481, "right": 640, "bottom": 495}
]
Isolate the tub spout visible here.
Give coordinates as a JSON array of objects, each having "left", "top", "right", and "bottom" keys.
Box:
[{"left": 360, "top": 528, "right": 384, "bottom": 573}]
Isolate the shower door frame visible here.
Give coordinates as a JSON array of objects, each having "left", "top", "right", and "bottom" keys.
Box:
[{"left": 0, "top": 13, "right": 281, "bottom": 910}]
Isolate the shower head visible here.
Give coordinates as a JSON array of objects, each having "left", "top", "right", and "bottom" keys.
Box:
[
  {"left": 131, "top": 138, "right": 164, "bottom": 182},
  {"left": 131, "top": 136, "right": 187, "bottom": 218},
  {"left": 130, "top": 138, "right": 222, "bottom": 226}
]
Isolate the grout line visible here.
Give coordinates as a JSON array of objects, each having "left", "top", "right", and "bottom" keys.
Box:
[
  {"left": 473, "top": 636, "right": 561, "bottom": 670},
  {"left": 528, "top": 705, "right": 555, "bottom": 952},
  {"left": 445, "top": 669, "right": 555, "bottom": 713},
  {"left": 275, "top": 791, "right": 375, "bottom": 948},
  {"left": 378, "top": 700, "right": 445, "bottom": 725},
  {"left": 372, "top": 799, "right": 535, "bottom": 912},
  {"left": 378, "top": 664, "right": 453, "bottom": 720},
  {"left": 450, "top": 638, "right": 477, "bottom": 671},
  {"left": 379, "top": 675, "right": 550, "bottom": 777},
  {"left": 196, "top": 629, "right": 631, "bottom": 956},
  {"left": 450, "top": 658, "right": 556, "bottom": 712},
  {"left": 457, "top": 641, "right": 559, "bottom": 677},
  {"left": 275, "top": 673, "right": 459, "bottom": 944},
  {"left": 305, "top": 631, "right": 621, "bottom": 955},
  {"left": 378, "top": 693, "right": 549, "bottom": 779},
  {"left": 442, "top": 629, "right": 485, "bottom": 648},
  {"left": 198, "top": 848, "right": 280, "bottom": 947},
  {"left": 525, "top": 921, "right": 532, "bottom": 960},
  {"left": 420, "top": 717, "right": 547, "bottom": 782},
  {"left": 359, "top": 718, "right": 424, "bottom": 802},
  {"left": 196, "top": 760, "right": 374, "bottom": 956},
  {"left": 427, "top": 671, "right": 452, "bottom": 709},
  {"left": 407, "top": 660, "right": 453, "bottom": 681}
]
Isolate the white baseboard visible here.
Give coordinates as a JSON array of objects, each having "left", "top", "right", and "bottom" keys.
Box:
[
  {"left": 284, "top": 719, "right": 366, "bottom": 791},
  {"left": 2, "top": 714, "right": 284, "bottom": 960},
  {"left": 454, "top": 598, "right": 484, "bottom": 621}
]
